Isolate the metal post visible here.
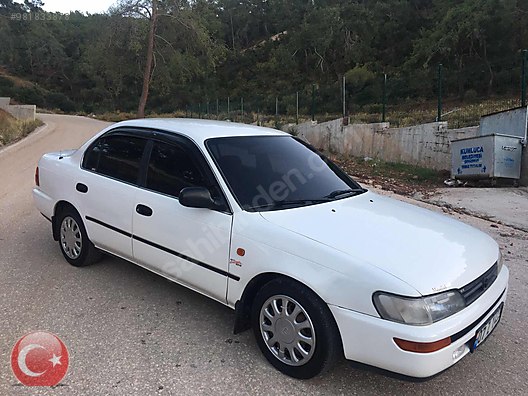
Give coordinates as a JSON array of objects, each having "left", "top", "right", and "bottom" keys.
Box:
[
  {"left": 227, "top": 97, "right": 230, "bottom": 118},
  {"left": 206, "top": 101, "right": 209, "bottom": 118},
  {"left": 522, "top": 50, "right": 527, "bottom": 107},
  {"left": 437, "top": 64, "right": 443, "bottom": 122},
  {"left": 198, "top": 103, "right": 202, "bottom": 119},
  {"left": 311, "top": 84, "right": 316, "bottom": 122},
  {"left": 382, "top": 73, "right": 387, "bottom": 122},
  {"left": 241, "top": 97, "right": 244, "bottom": 120},
  {"left": 275, "top": 97, "right": 279, "bottom": 116},
  {"left": 216, "top": 98, "right": 219, "bottom": 118},
  {"left": 342, "top": 75, "right": 346, "bottom": 118},
  {"left": 296, "top": 91, "right": 299, "bottom": 124}
]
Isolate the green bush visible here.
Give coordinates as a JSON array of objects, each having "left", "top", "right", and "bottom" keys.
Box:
[
  {"left": 361, "top": 103, "right": 383, "bottom": 113},
  {"left": 463, "top": 89, "right": 478, "bottom": 103},
  {"left": 46, "top": 92, "right": 76, "bottom": 112},
  {"left": 14, "top": 86, "right": 46, "bottom": 108},
  {"left": 0, "top": 76, "right": 15, "bottom": 90}
]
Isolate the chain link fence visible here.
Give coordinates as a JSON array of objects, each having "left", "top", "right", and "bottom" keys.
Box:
[{"left": 180, "top": 54, "right": 527, "bottom": 129}]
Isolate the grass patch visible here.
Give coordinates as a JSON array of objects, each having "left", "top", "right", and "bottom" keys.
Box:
[
  {"left": 91, "top": 111, "right": 138, "bottom": 122},
  {"left": 348, "top": 97, "right": 520, "bottom": 128},
  {"left": 78, "top": 96, "right": 520, "bottom": 131},
  {"left": 0, "top": 110, "right": 44, "bottom": 147},
  {"left": 92, "top": 110, "right": 314, "bottom": 130},
  {"left": 369, "top": 160, "right": 442, "bottom": 183},
  {"left": 328, "top": 153, "right": 448, "bottom": 196},
  {"left": 91, "top": 110, "right": 190, "bottom": 123}
]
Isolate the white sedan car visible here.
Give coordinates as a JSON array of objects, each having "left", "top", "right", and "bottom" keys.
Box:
[{"left": 33, "top": 119, "right": 508, "bottom": 379}]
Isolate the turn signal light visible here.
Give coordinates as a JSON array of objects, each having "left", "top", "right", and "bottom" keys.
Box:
[
  {"left": 394, "top": 337, "right": 451, "bottom": 353},
  {"left": 35, "top": 166, "right": 40, "bottom": 186}
]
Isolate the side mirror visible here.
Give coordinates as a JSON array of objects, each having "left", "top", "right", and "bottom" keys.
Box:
[{"left": 179, "top": 187, "right": 217, "bottom": 209}]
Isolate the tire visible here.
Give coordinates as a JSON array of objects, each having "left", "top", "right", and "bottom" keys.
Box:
[
  {"left": 251, "top": 278, "right": 342, "bottom": 379},
  {"left": 57, "top": 207, "right": 102, "bottom": 267}
]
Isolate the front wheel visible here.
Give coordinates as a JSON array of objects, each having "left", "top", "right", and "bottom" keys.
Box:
[
  {"left": 252, "top": 278, "right": 342, "bottom": 379},
  {"left": 58, "top": 207, "right": 101, "bottom": 267}
]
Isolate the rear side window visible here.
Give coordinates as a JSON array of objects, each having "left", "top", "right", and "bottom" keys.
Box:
[
  {"left": 146, "top": 141, "right": 205, "bottom": 198},
  {"left": 83, "top": 135, "right": 147, "bottom": 185}
]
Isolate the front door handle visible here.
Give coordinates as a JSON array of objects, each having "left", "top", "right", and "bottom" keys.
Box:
[{"left": 136, "top": 204, "right": 153, "bottom": 217}]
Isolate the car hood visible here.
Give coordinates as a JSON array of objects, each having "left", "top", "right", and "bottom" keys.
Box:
[{"left": 259, "top": 191, "right": 498, "bottom": 295}]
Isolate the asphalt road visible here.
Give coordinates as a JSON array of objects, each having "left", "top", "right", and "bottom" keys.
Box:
[{"left": 0, "top": 114, "right": 527, "bottom": 395}]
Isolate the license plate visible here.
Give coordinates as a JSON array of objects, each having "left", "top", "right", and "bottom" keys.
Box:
[{"left": 471, "top": 303, "right": 503, "bottom": 351}]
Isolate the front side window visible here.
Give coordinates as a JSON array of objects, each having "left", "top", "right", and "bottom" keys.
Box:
[
  {"left": 83, "top": 135, "right": 147, "bottom": 184},
  {"left": 146, "top": 141, "right": 206, "bottom": 198}
]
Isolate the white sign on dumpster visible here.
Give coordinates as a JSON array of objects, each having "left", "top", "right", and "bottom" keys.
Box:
[{"left": 459, "top": 145, "right": 485, "bottom": 174}]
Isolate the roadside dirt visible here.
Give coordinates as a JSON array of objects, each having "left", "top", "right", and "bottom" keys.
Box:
[{"left": 327, "top": 152, "right": 447, "bottom": 198}]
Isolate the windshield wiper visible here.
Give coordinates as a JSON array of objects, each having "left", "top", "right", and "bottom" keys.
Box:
[
  {"left": 250, "top": 198, "right": 331, "bottom": 211},
  {"left": 324, "top": 188, "right": 366, "bottom": 200},
  {"left": 248, "top": 189, "right": 366, "bottom": 211}
]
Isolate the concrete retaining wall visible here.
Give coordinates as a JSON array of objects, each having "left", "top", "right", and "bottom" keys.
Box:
[
  {"left": 0, "top": 97, "right": 10, "bottom": 109},
  {"left": 0, "top": 97, "right": 36, "bottom": 121},
  {"left": 479, "top": 107, "right": 527, "bottom": 140},
  {"left": 294, "top": 118, "right": 478, "bottom": 171},
  {"left": 7, "top": 105, "right": 36, "bottom": 121}
]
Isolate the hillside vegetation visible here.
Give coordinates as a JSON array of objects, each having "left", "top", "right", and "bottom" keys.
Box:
[{"left": 0, "top": 0, "right": 527, "bottom": 121}]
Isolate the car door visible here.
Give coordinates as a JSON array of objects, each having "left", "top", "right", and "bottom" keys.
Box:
[
  {"left": 79, "top": 131, "right": 148, "bottom": 260},
  {"left": 132, "top": 136, "right": 233, "bottom": 303}
]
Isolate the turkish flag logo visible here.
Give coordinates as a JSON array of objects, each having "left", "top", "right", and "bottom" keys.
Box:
[{"left": 11, "top": 331, "right": 69, "bottom": 386}]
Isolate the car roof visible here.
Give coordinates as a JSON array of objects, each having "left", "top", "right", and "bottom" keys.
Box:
[{"left": 113, "top": 118, "right": 288, "bottom": 144}]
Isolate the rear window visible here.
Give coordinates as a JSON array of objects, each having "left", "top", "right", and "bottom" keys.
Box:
[{"left": 83, "top": 135, "right": 147, "bottom": 184}]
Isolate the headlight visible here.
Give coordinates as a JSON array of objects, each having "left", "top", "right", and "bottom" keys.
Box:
[
  {"left": 373, "top": 290, "right": 466, "bottom": 325},
  {"left": 497, "top": 250, "right": 503, "bottom": 274}
]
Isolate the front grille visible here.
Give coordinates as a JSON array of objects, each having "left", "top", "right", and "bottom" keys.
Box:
[{"left": 459, "top": 263, "right": 498, "bottom": 306}]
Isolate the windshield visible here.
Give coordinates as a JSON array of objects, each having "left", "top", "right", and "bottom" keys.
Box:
[{"left": 206, "top": 135, "right": 365, "bottom": 211}]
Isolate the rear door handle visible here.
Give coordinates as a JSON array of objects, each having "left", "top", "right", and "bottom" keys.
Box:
[
  {"left": 76, "top": 183, "right": 88, "bottom": 193},
  {"left": 136, "top": 204, "right": 153, "bottom": 217}
]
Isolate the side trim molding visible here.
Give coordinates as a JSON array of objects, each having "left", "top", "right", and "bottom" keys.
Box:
[
  {"left": 85, "top": 216, "right": 240, "bottom": 281},
  {"left": 86, "top": 216, "right": 132, "bottom": 238}
]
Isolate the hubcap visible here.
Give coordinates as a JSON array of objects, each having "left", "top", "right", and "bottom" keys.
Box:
[
  {"left": 60, "top": 216, "right": 82, "bottom": 260},
  {"left": 259, "top": 295, "right": 316, "bottom": 366}
]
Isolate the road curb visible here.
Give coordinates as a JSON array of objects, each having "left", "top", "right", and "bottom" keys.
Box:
[{"left": 0, "top": 121, "right": 49, "bottom": 156}]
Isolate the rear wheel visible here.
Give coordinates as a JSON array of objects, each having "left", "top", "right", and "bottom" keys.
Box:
[
  {"left": 58, "top": 207, "right": 101, "bottom": 267},
  {"left": 252, "top": 278, "right": 342, "bottom": 379}
]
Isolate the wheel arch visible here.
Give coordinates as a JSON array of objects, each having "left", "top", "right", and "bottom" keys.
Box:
[
  {"left": 233, "top": 272, "right": 325, "bottom": 334},
  {"left": 52, "top": 200, "right": 79, "bottom": 241}
]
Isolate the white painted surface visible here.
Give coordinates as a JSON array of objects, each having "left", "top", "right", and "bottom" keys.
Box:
[{"left": 32, "top": 118, "right": 509, "bottom": 378}]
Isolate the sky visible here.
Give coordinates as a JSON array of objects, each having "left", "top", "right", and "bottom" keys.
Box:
[{"left": 40, "top": 0, "right": 116, "bottom": 14}]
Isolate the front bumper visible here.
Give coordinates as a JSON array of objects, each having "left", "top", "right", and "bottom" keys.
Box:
[{"left": 330, "top": 265, "right": 509, "bottom": 378}]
